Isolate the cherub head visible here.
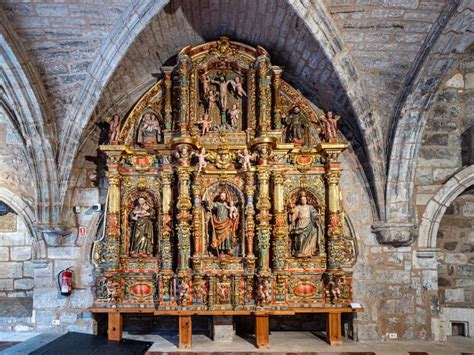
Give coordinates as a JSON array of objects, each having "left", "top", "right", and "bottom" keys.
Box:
[
  {"left": 293, "top": 106, "right": 301, "bottom": 114},
  {"left": 235, "top": 77, "right": 241, "bottom": 83},
  {"left": 232, "top": 103, "right": 238, "bottom": 110},
  {"left": 327, "top": 111, "right": 333, "bottom": 119},
  {"left": 201, "top": 147, "right": 206, "bottom": 154}
]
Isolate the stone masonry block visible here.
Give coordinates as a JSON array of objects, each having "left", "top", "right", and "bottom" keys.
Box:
[
  {"left": 0, "top": 247, "right": 9, "bottom": 261},
  {"left": 0, "top": 279, "right": 14, "bottom": 290},
  {"left": 0, "top": 262, "right": 23, "bottom": 278},
  {"left": 14, "top": 278, "right": 34, "bottom": 290},
  {"left": 47, "top": 247, "right": 81, "bottom": 260},
  {"left": 10, "top": 246, "right": 32, "bottom": 261}
]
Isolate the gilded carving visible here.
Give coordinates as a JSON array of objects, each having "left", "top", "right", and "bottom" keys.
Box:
[{"left": 94, "top": 38, "right": 353, "bottom": 311}]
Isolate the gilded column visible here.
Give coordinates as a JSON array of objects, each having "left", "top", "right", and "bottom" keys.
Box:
[
  {"left": 162, "top": 67, "right": 173, "bottom": 130},
  {"left": 272, "top": 67, "right": 283, "bottom": 129},
  {"left": 325, "top": 169, "right": 343, "bottom": 271},
  {"left": 161, "top": 169, "right": 173, "bottom": 271},
  {"left": 244, "top": 171, "right": 256, "bottom": 257},
  {"left": 272, "top": 171, "right": 287, "bottom": 271},
  {"left": 178, "top": 55, "right": 191, "bottom": 136},
  {"left": 176, "top": 166, "right": 192, "bottom": 274},
  {"left": 248, "top": 68, "right": 256, "bottom": 131},
  {"left": 256, "top": 167, "right": 272, "bottom": 273},
  {"left": 105, "top": 155, "right": 121, "bottom": 269},
  {"left": 257, "top": 57, "right": 271, "bottom": 134},
  {"left": 192, "top": 179, "right": 203, "bottom": 256}
]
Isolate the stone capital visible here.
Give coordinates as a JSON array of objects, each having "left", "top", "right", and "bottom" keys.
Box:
[
  {"left": 372, "top": 222, "right": 418, "bottom": 247},
  {"left": 36, "top": 225, "right": 71, "bottom": 247}
]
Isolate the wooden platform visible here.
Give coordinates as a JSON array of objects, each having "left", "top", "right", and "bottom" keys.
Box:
[{"left": 88, "top": 307, "right": 363, "bottom": 349}]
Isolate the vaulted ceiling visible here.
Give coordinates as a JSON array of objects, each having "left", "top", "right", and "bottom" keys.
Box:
[{"left": 0, "top": 0, "right": 472, "bottom": 226}]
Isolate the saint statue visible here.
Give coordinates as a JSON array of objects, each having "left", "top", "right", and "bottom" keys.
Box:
[
  {"left": 206, "top": 192, "right": 239, "bottom": 256},
  {"left": 282, "top": 106, "right": 308, "bottom": 143},
  {"left": 288, "top": 192, "right": 324, "bottom": 257},
  {"left": 129, "top": 197, "right": 156, "bottom": 257},
  {"left": 137, "top": 112, "right": 162, "bottom": 146}
]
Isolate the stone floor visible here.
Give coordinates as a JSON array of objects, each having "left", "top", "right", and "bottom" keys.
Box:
[
  {"left": 123, "top": 331, "right": 474, "bottom": 354},
  {"left": 1, "top": 331, "right": 473, "bottom": 354}
]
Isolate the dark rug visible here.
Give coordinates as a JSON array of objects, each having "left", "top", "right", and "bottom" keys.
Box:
[{"left": 28, "top": 332, "right": 152, "bottom": 355}]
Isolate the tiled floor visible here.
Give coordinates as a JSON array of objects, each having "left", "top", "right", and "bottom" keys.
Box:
[{"left": 122, "top": 331, "right": 474, "bottom": 354}]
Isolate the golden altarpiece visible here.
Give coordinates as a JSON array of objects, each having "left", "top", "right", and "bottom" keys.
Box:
[{"left": 92, "top": 38, "right": 356, "bottom": 312}]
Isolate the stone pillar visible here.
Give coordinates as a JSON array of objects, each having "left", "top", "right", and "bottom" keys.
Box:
[
  {"left": 177, "top": 55, "right": 191, "bottom": 136},
  {"left": 272, "top": 66, "right": 282, "bottom": 129},
  {"left": 256, "top": 57, "right": 271, "bottom": 134},
  {"left": 256, "top": 167, "right": 271, "bottom": 273},
  {"left": 162, "top": 67, "right": 173, "bottom": 130},
  {"left": 244, "top": 171, "right": 256, "bottom": 257}
]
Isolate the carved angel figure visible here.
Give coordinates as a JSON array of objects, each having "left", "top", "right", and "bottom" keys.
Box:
[
  {"left": 228, "top": 104, "right": 240, "bottom": 128},
  {"left": 321, "top": 111, "right": 341, "bottom": 141},
  {"left": 178, "top": 280, "right": 190, "bottom": 306},
  {"left": 230, "top": 76, "right": 247, "bottom": 99},
  {"left": 108, "top": 114, "right": 121, "bottom": 143},
  {"left": 198, "top": 113, "right": 213, "bottom": 135},
  {"left": 194, "top": 147, "right": 209, "bottom": 173},
  {"left": 237, "top": 148, "right": 256, "bottom": 171}
]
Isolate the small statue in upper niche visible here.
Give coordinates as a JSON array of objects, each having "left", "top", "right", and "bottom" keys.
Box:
[
  {"left": 231, "top": 76, "right": 247, "bottom": 99},
  {"left": 206, "top": 89, "right": 219, "bottom": 114},
  {"left": 237, "top": 148, "right": 255, "bottom": 171},
  {"left": 198, "top": 113, "right": 213, "bottom": 135},
  {"left": 288, "top": 192, "right": 324, "bottom": 258},
  {"left": 282, "top": 106, "right": 308, "bottom": 143},
  {"left": 137, "top": 112, "right": 162, "bottom": 147},
  {"left": 256, "top": 279, "right": 271, "bottom": 306},
  {"left": 201, "top": 73, "right": 211, "bottom": 95},
  {"left": 211, "top": 76, "right": 233, "bottom": 111},
  {"left": 129, "top": 197, "right": 156, "bottom": 257},
  {"left": 321, "top": 111, "right": 341, "bottom": 141},
  {"left": 108, "top": 114, "right": 121, "bottom": 143},
  {"left": 228, "top": 104, "right": 240, "bottom": 128}
]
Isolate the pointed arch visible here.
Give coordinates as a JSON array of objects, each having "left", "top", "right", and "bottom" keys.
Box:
[
  {"left": 58, "top": 0, "right": 384, "bottom": 222},
  {"left": 0, "top": 12, "right": 59, "bottom": 227},
  {"left": 385, "top": 1, "right": 473, "bottom": 231}
]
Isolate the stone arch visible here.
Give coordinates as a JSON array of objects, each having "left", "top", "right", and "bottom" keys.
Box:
[
  {"left": 0, "top": 186, "right": 45, "bottom": 259},
  {"left": 58, "top": 0, "right": 383, "bottom": 220},
  {"left": 0, "top": 12, "right": 59, "bottom": 227},
  {"left": 383, "top": 1, "right": 473, "bottom": 244},
  {"left": 418, "top": 165, "right": 474, "bottom": 250}
]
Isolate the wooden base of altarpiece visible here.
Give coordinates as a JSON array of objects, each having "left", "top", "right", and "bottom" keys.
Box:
[{"left": 88, "top": 307, "right": 363, "bottom": 349}]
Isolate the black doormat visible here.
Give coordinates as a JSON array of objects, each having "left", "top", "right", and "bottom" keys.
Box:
[{"left": 28, "top": 332, "right": 152, "bottom": 355}]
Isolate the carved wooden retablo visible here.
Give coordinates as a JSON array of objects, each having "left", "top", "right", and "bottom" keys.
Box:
[{"left": 93, "top": 37, "right": 356, "bottom": 310}]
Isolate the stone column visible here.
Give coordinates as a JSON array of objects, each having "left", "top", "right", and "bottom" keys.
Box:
[
  {"left": 256, "top": 167, "right": 271, "bottom": 273},
  {"left": 212, "top": 316, "right": 235, "bottom": 342},
  {"left": 177, "top": 55, "right": 191, "bottom": 136},
  {"left": 162, "top": 67, "right": 173, "bottom": 130},
  {"left": 272, "top": 66, "right": 283, "bottom": 129}
]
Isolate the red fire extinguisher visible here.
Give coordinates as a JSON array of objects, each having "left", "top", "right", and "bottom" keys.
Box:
[{"left": 58, "top": 268, "right": 73, "bottom": 296}]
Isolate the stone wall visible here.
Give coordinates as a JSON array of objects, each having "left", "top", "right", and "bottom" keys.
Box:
[
  {"left": 0, "top": 212, "right": 34, "bottom": 297},
  {"left": 437, "top": 190, "right": 474, "bottom": 307},
  {"left": 415, "top": 56, "right": 474, "bottom": 213}
]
